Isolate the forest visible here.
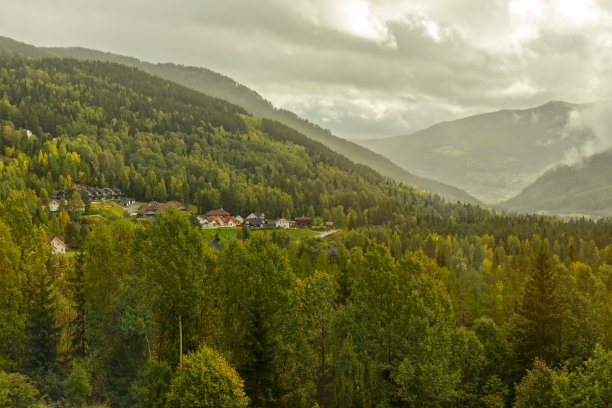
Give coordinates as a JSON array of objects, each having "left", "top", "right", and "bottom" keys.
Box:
[{"left": 1, "top": 57, "right": 612, "bottom": 407}]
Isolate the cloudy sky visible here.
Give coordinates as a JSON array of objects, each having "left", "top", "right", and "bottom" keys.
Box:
[{"left": 2, "top": 0, "right": 611, "bottom": 139}]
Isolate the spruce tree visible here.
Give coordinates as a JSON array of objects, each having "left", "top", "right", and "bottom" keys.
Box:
[
  {"left": 25, "top": 264, "right": 59, "bottom": 372},
  {"left": 517, "top": 239, "right": 560, "bottom": 367}
]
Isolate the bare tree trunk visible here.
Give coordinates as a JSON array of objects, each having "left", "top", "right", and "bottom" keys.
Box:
[
  {"left": 145, "top": 333, "right": 152, "bottom": 360},
  {"left": 179, "top": 313, "right": 183, "bottom": 366}
]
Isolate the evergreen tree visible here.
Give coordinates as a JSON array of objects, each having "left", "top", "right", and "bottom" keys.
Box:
[
  {"left": 25, "top": 264, "right": 59, "bottom": 372},
  {"left": 68, "top": 252, "right": 87, "bottom": 358},
  {"left": 516, "top": 239, "right": 560, "bottom": 368}
]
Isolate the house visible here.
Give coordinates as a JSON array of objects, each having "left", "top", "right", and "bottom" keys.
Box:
[
  {"left": 295, "top": 216, "right": 312, "bottom": 226},
  {"left": 196, "top": 215, "right": 220, "bottom": 229},
  {"left": 245, "top": 217, "right": 265, "bottom": 229},
  {"left": 275, "top": 218, "right": 290, "bottom": 229},
  {"left": 246, "top": 212, "right": 265, "bottom": 220},
  {"left": 47, "top": 236, "right": 66, "bottom": 255},
  {"left": 48, "top": 200, "right": 61, "bottom": 212},
  {"left": 167, "top": 201, "right": 187, "bottom": 211},
  {"left": 219, "top": 216, "right": 236, "bottom": 228},
  {"left": 205, "top": 209, "right": 230, "bottom": 217},
  {"left": 234, "top": 215, "right": 244, "bottom": 225},
  {"left": 325, "top": 221, "right": 334, "bottom": 227},
  {"left": 55, "top": 190, "right": 68, "bottom": 199},
  {"left": 138, "top": 201, "right": 167, "bottom": 218},
  {"left": 118, "top": 198, "right": 136, "bottom": 206}
]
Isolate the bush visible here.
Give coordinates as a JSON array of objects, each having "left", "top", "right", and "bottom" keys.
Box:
[
  {"left": 166, "top": 346, "right": 248, "bottom": 408},
  {"left": 64, "top": 363, "right": 91, "bottom": 407},
  {"left": 131, "top": 361, "right": 172, "bottom": 408},
  {"left": 0, "top": 370, "right": 39, "bottom": 408}
]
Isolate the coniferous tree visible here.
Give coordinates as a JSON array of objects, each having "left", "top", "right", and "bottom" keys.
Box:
[
  {"left": 25, "top": 264, "right": 59, "bottom": 372},
  {"left": 516, "top": 239, "right": 560, "bottom": 368},
  {"left": 68, "top": 252, "right": 87, "bottom": 358}
]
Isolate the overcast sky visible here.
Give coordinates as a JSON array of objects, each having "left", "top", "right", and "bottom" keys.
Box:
[{"left": 2, "top": 0, "right": 611, "bottom": 139}]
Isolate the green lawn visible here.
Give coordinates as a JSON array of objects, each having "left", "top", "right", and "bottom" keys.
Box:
[
  {"left": 201, "top": 227, "right": 318, "bottom": 242},
  {"left": 99, "top": 204, "right": 126, "bottom": 220}
]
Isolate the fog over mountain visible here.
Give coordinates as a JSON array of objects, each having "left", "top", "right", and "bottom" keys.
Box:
[{"left": 2, "top": 0, "right": 612, "bottom": 140}]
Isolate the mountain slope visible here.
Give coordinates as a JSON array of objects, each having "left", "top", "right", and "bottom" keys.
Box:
[
  {"left": 0, "top": 35, "right": 480, "bottom": 205},
  {"left": 359, "top": 101, "right": 594, "bottom": 203},
  {"left": 502, "top": 149, "right": 612, "bottom": 217}
]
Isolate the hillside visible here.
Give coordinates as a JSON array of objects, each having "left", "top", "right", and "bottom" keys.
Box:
[
  {"left": 502, "top": 149, "right": 612, "bottom": 217},
  {"left": 0, "top": 35, "right": 480, "bottom": 204},
  {"left": 3, "top": 52, "right": 612, "bottom": 408},
  {"left": 359, "top": 101, "right": 594, "bottom": 203}
]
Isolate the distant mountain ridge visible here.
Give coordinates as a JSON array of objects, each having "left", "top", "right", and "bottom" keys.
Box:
[
  {"left": 0, "top": 35, "right": 480, "bottom": 205},
  {"left": 502, "top": 149, "right": 612, "bottom": 217},
  {"left": 359, "top": 101, "right": 595, "bottom": 203}
]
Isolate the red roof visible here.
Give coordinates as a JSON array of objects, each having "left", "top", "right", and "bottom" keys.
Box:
[
  {"left": 47, "top": 235, "right": 64, "bottom": 243},
  {"left": 295, "top": 217, "right": 312, "bottom": 221},
  {"left": 204, "top": 209, "right": 230, "bottom": 217}
]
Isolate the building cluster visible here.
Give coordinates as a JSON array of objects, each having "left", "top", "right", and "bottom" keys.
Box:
[
  {"left": 54, "top": 187, "right": 123, "bottom": 201},
  {"left": 196, "top": 209, "right": 298, "bottom": 230},
  {"left": 137, "top": 201, "right": 187, "bottom": 218}
]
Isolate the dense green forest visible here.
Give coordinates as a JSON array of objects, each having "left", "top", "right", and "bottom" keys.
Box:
[
  {"left": 0, "top": 35, "right": 481, "bottom": 205},
  {"left": 1, "top": 57, "right": 612, "bottom": 407}
]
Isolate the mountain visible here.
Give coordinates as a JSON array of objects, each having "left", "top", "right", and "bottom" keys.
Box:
[
  {"left": 502, "top": 149, "right": 612, "bottom": 217},
  {"left": 359, "top": 101, "right": 595, "bottom": 203},
  {"left": 0, "top": 35, "right": 480, "bottom": 205}
]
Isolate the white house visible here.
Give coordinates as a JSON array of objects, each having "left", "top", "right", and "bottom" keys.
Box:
[
  {"left": 48, "top": 200, "right": 61, "bottom": 212},
  {"left": 220, "top": 217, "right": 236, "bottom": 228},
  {"left": 275, "top": 218, "right": 290, "bottom": 229},
  {"left": 198, "top": 216, "right": 220, "bottom": 229},
  {"left": 47, "top": 236, "right": 66, "bottom": 255}
]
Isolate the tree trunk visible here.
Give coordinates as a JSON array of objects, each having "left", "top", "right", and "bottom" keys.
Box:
[
  {"left": 179, "top": 313, "right": 183, "bottom": 366},
  {"left": 145, "top": 333, "right": 152, "bottom": 360}
]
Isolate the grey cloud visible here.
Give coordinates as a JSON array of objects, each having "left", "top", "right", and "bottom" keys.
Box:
[{"left": 1, "top": 0, "right": 612, "bottom": 141}]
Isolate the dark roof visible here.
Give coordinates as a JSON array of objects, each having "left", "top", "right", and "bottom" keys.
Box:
[{"left": 247, "top": 217, "right": 263, "bottom": 226}]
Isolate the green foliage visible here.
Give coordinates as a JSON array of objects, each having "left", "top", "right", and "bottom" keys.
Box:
[
  {"left": 514, "top": 240, "right": 561, "bottom": 368},
  {"left": 1, "top": 52, "right": 612, "bottom": 408},
  {"left": 135, "top": 207, "right": 208, "bottom": 364},
  {"left": 63, "top": 362, "right": 92, "bottom": 407},
  {"left": 130, "top": 361, "right": 172, "bottom": 408},
  {"left": 514, "top": 358, "right": 558, "bottom": 408},
  {"left": 166, "top": 346, "right": 249, "bottom": 408},
  {"left": 0, "top": 371, "right": 39, "bottom": 408}
]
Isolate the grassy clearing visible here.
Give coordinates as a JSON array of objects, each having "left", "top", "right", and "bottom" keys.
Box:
[
  {"left": 200, "top": 227, "right": 318, "bottom": 242},
  {"left": 100, "top": 205, "right": 125, "bottom": 220}
]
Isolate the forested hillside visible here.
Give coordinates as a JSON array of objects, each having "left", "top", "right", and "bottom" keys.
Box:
[
  {"left": 0, "top": 35, "right": 481, "bottom": 204},
  {"left": 1, "top": 56, "right": 612, "bottom": 408},
  {"left": 503, "top": 149, "right": 612, "bottom": 217}
]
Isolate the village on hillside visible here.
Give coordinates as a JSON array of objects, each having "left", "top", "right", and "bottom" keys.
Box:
[{"left": 45, "top": 186, "right": 334, "bottom": 255}]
